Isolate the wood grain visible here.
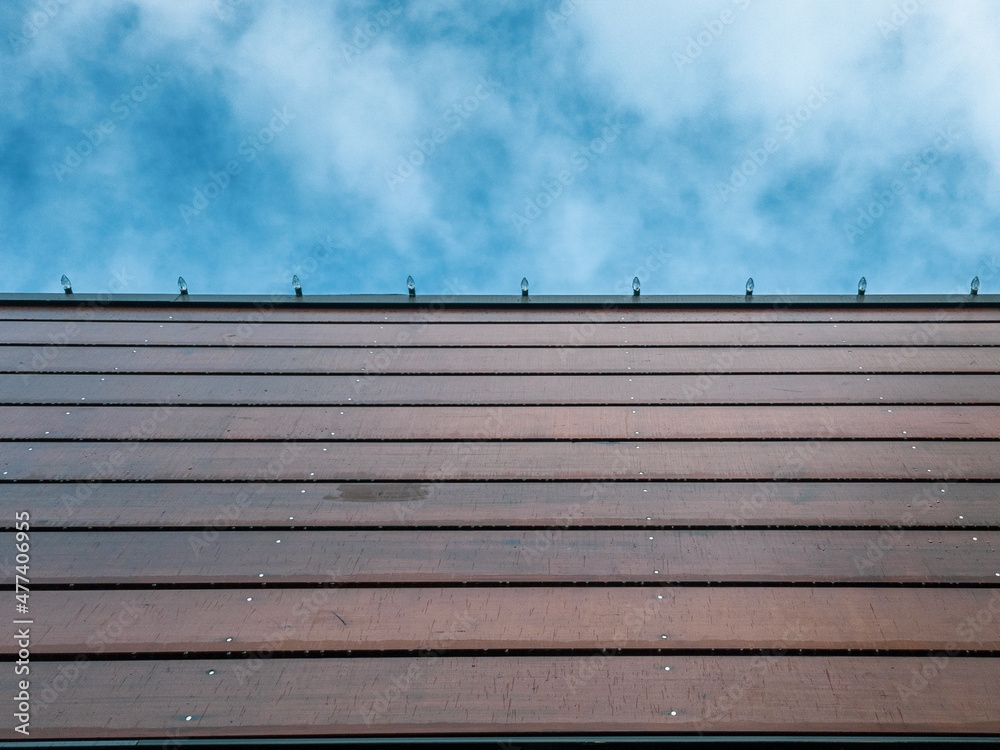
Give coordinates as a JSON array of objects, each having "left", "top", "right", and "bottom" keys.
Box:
[
  {"left": 6, "top": 481, "right": 995, "bottom": 528},
  {"left": 0, "top": 302, "right": 1000, "bottom": 325},
  {"left": 4, "top": 404, "right": 999, "bottom": 440},
  {"left": 5, "top": 305, "right": 1000, "bottom": 322},
  {"left": 4, "top": 319, "right": 1000, "bottom": 346},
  {"left": 6, "top": 344, "right": 1000, "bottom": 373},
  {"left": 4, "top": 301, "right": 999, "bottom": 741},
  {"left": 4, "top": 440, "right": 998, "bottom": 480},
  {"left": 5, "top": 656, "right": 999, "bottom": 737},
  {"left": 13, "top": 529, "right": 999, "bottom": 584},
  {"left": 12, "top": 587, "right": 999, "bottom": 655},
  {"left": 5, "top": 373, "right": 1000, "bottom": 405}
]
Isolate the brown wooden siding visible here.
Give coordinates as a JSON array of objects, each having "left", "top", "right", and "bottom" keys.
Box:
[
  {"left": 5, "top": 304, "right": 1000, "bottom": 322},
  {"left": 4, "top": 404, "right": 1000, "bottom": 439},
  {"left": 5, "top": 480, "right": 998, "bottom": 527},
  {"left": 7, "top": 344, "right": 1000, "bottom": 373},
  {"left": 5, "top": 372, "right": 1000, "bottom": 404},
  {"left": 4, "top": 319, "right": 1000, "bottom": 345},
  {"left": 1, "top": 300, "right": 998, "bottom": 741}
]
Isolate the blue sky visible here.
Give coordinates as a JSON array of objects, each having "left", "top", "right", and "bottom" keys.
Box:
[{"left": 1, "top": 0, "right": 999, "bottom": 296}]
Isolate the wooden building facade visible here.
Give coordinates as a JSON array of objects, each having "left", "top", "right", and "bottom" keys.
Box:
[{"left": 1, "top": 293, "right": 999, "bottom": 744}]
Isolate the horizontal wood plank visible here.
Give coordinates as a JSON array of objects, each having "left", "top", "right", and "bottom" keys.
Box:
[
  {"left": 5, "top": 656, "right": 999, "bottom": 737},
  {"left": 6, "top": 301, "right": 999, "bottom": 742},
  {"left": 4, "top": 373, "right": 1000, "bottom": 405},
  {"left": 3, "top": 440, "right": 998, "bottom": 480},
  {"left": 3, "top": 405, "right": 999, "bottom": 440},
  {"left": 12, "top": 529, "right": 999, "bottom": 584},
  {"left": 12, "top": 587, "right": 1000, "bottom": 655},
  {"left": 6, "top": 305, "right": 1000, "bottom": 322},
  {"left": 4, "top": 320, "right": 1000, "bottom": 346},
  {"left": 5, "top": 481, "right": 995, "bottom": 528},
  {"left": 6, "top": 344, "right": 1000, "bottom": 373}
]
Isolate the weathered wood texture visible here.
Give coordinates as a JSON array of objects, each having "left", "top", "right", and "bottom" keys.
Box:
[
  {"left": 4, "top": 404, "right": 999, "bottom": 440},
  {"left": 4, "top": 657, "right": 999, "bottom": 738},
  {"left": 5, "top": 304, "right": 1000, "bottom": 322},
  {"left": 3, "top": 439, "right": 997, "bottom": 480},
  {"left": 5, "top": 373, "right": 1000, "bottom": 404},
  {"left": 10, "top": 587, "right": 999, "bottom": 655},
  {"left": 7, "top": 480, "right": 992, "bottom": 528},
  {"left": 4, "top": 319, "right": 1000, "bottom": 345},
  {"left": 11, "top": 529, "right": 998, "bottom": 585},
  {"left": 7, "top": 344, "right": 1000, "bottom": 373},
  {"left": 2, "top": 301, "right": 998, "bottom": 740}
]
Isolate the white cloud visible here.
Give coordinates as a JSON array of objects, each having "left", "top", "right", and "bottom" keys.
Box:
[{"left": 4, "top": 0, "right": 999, "bottom": 294}]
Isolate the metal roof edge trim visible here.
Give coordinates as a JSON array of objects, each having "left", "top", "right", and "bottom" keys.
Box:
[{"left": 0, "top": 293, "right": 998, "bottom": 309}]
